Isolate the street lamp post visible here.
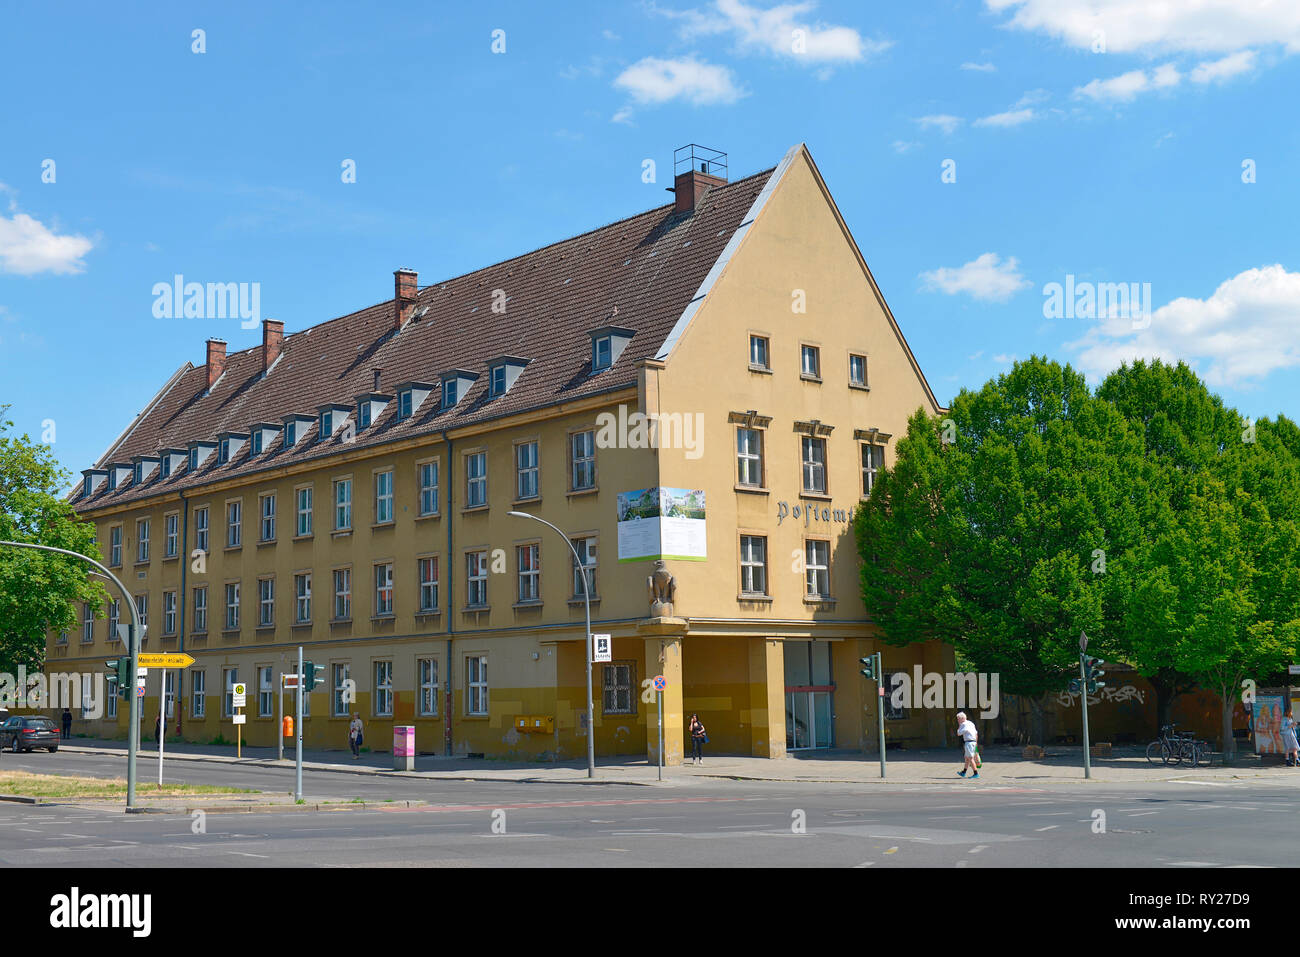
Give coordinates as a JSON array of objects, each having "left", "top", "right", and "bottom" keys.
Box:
[
  {"left": 507, "top": 511, "right": 595, "bottom": 778},
  {"left": 0, "top": 540, "right": 142, "bottom": 808}
]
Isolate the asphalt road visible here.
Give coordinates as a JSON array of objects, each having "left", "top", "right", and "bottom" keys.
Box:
[{"left": 1, "top": 748, "right": 1296, "bottom": 867}]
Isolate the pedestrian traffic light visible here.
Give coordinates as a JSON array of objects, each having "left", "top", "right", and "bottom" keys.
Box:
[
  {"left": 105, "top": 658, "right": 132, "bottom": 700},
  {"left": 1069, "top": 678, "right": 1081, "bottom": 694},
  {"left": 860, "top": 655, "right": 876, "bottom": 680},
  {"left": 303, "top": 661, "right": 323, "bottom": 688}
]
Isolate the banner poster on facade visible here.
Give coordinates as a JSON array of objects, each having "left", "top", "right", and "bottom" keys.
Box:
[
  {"left": 616, "top": 487, "right": 706, "bottom": 562},
  {"left": 1253, "top": 693, "right": 1287, "bottom": 754}
]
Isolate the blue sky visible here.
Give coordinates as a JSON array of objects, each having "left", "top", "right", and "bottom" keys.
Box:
[{"left": 2, "top": 0, "right": 1298, "bottom": 479}]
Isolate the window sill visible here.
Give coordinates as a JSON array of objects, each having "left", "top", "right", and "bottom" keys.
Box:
[
  {"left": 189, "top": 632, "right": 207, "bottom": 640},
  {"left": 220, "top": 629, "right": 241, "bottom": 637},
  {"left": 800, "top": 373, "right": 823, "bottom": 383},
  {"left": 803, "top": 597, "right": 836, "bottom": 607},
  {"left": 849, "top": 382, "right": 870, "bottom": 392},
  {"left": 292, "top": 534, "right": 313, "bottom": 542},
  {"left": 331, "top": 529, "right": 352, "bottom": 539},
  {"left": 738, "top": 594, "right": 773, "bottom": 603},
  {"left": 370, "top": 614, "right": 396, "bottom": 623},
  {"left": 734, "top": 484, "right": 769, "bottom": 495},
  {"left": 566, "top": 486, "right": 598, "bottom": 498},
  {"left": 567, "top": 596, "right": 600, "bottom": 607},
  {"left": 224, "top": 545, "right": 242, "bottom": 553},
  {"left": 462, "top": 714, "right": 490, "bottom": 721},
  {"left": 461, "top": 605, "right": 490, "bottom": 614},
  {"left": 134, "top": 560, "right": 151, "bottom": 567},
  {"left": 799, "top": 492, "right": 832, "bottom": 502},
  {"left": 330, "top": 618, "right": 353, "bottom": 625},
  {"left": 512, "top": 496, "right": 541, "bottom": 508},
  {"left": 257, "top": 539, "right": 276, "bottom": 548},
  {"left": 415, "top": 611, "right": 441, "bottom": 621},
  {"left": 414, "top": 513, "right": 441, "bottom": 521},
  {"left": 371, "top": 522, "right": 395, "bottom": 531},
  {"left": 461, "top": 504, "right": 489, "bottom": 515},
  {"left": 255, "top": 625, "right": 275, "bottom": 633},
  {"left": 748, "top": 364, "right": 773, "bottom": 375},
  {"left": 291, "top": 621, "right": 312, "bottom": 628},
  {"left": 512, "top": 600, "right": 543, "bottom": 610},
  {"left": 161, "top": 631, "right": 178, "bottom": 639},
  {"left": 163, "top": 555, "right": 179, "bottom": 562}
]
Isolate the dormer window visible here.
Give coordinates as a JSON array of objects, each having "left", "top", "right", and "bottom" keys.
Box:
[
  {"left": 392, "top": 382, "right": 432, "bottom": 422},
  {"left": 159, "top": 449, "right": 186, "bottom": 478},
  {"left": 354, "top": 394, "right": 392, "bottom": 432},
  {"left": 84, "top": 475, "right": 94, "bottom": 496},
  {"left": 161, "top": 457, "right": 171, "bottom": 478},
  {"left": 188, "top": 441, "right": 216, "bottom": 472},
  {"left": 133, "top": 463, "right": 143, "bottom": 485},
  {"left": 107, "top": 463, "right": 132, "bottom": 491},
  {"left": 486, "top": 357, "right": 529, "bottom": 399},
  {"left": 218, "top": 439, "right": 230, "bottom": 464},
  {"left": 189, "top": 448, "right": 199, "bottom": 471},
  {"left": 317, "top": 404, "right": 351, "bottom": 442},
  {"left": 587, "top": 325, "right": 634, "bottom": 374},
  {"left": 252, "top": 432, "right": 263, "bottom": 455},
  {"left": 440, "top": 371, "right": 477, "bottom": 411},
  {"left": 108, "top": 471, "right": 116, "bottom": 491},
  {"left": 358, "top": 403, "right": 371, "bottom": 429},
  {"left": 285, "top": 422, "right": 296, "bottom": 446},
  {"left": 398, "top": 390, "right": 412, "bottom": 419},
  {"left": 81, "top": 469, "right": 108, "bottom": 497},
  {"left": 282, "top": 414, "right": 314, "bottom": 450},
  {"left": 320, "top": 410, "right": 333, "bottom": 438},
  {"left": 215, "top": 433, "right": 247, "bottom": 466}
]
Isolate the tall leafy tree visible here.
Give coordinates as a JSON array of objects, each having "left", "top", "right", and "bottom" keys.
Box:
[{"left": 0, "top": 408, "right": 106, "bottom": 672}]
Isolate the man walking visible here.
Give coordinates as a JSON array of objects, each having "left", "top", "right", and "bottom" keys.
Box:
[
  {"left": 61, "top": 707, "right": 72, "bottom": 740},
  {"left": 956, "top": 711, "right": 980, "bottom": 779}
]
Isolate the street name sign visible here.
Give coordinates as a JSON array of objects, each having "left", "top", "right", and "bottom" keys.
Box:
[{"left": 138, "top": 653, "right": 195, "bottom": 668}]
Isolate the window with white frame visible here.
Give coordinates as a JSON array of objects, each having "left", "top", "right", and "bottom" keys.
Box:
[
  {"left": 334, "top": 478, "right": 352, "bottom": 530},
  {"left": 110, "top": 526, "right": 122, "bottom": 566},
  {"left": 849, "top": 353, "right": 868, "bottom": 387},
  {"left": 191, "top": 670, "right": 206, "bottom": 717},
  {"left": 805, "top": 540, "right": 830, "bottom": 598},
  {"left": 801, "top": 436, "right": 827, "bottom": 494},
  {"left": 740, "top": 535, "right": 768, "bottom": 596},
  {"left": 418, "top": 461, "right": 439, "bottom": 516},
  {"left": 165, "top": 513, "right": 178, "bottom": 557},
  {"left": 332, "top": 663, "right": 352, "bottom": 716},
  {"left": 515, "top": 441, "right": 538, "bottom": 500},
  {"left": 801, "top": 344, "right": 821, "bottom": 379},
  {"left": 592, "top": 335, "right": 612, "bottom": 371},
  {"left": 195, "top": 507, "right": 209, "bottom": 553},
  {"left": 737, "top": 428, "right": 764, "bottom": 487},
  {"left": 259, "top": 665, "right": 273, "bottom": 717},
  {"left": 374, "top": 470, "right": 394, "bottom": 524},
  {"left": 107, "top": 598, "right": 120, "bottom": 639},
  {"left": 571, "top": 536, "right": 597, "bottom": 598},
  {"left": 226, "top": 500, "right": 242, "bottom": 548},
  {"left": 466, "top": 551, "right": 487, "bottom": 607},
  {"left": 418, "top": 658, "right": 438, "bottom": 716},
  {"left": 418, "top": 557, "right": 439, "bottom": 613},
  {"left": 749, "top": 334, "right": 770, "bottom": 369},
  {"left": 517, "top": 543, "right": 540, "bottom": 603},
  {"left": 570, "top": 430, "right": 595, "bottom": 490},
  {"left": 193, "top": 586, "right": 207, "bottom": 632},
  {"left": 134, "top": 594, "right": 147, "bottom": 631},
  {"left": 106, "top": 686, "right": 117, "bottom": 719},
  {"left": 260, "top": 493, "right": 276, "bottom": 541},
  {"left": 136, "top": 518, "right": 150, "bottom": 562},
  {"left": 224, "top": 582, "right": 240, "bottom": 630},
  {"left": 398, "top": 390, "right": 413, "bottom": 420},
  {"left": 374, "top": 563, "right": 394, "bottom": 616},
  {"left": 296, "top": 486, "right": 313, "bottom": 536},
  {"left": 163, "top": 591, "right": 177, "bottom": 635},
  {"left": 81, "top": 602, "right": 93, "bottom": 642},
  {"left": 602, "top": 661, "right": 636, "bottom": 715},
  {"left": 333, "top": 568, "right": 351, "bottom": 620},
  {"left": 222, "top": 667, "right": 238, "bottom": 717},
  {"left": 465, "top": 452, "right": 487, "bottom": 508},
  {"left": 374, "top": 661, "right": 393, "bottom": 716},
  {"left": 489, "top": 364, "right": 507, "bottom": 397},
  {"left": 861, "top": 443, "right": 884, "bottom": 496},
  {"left": 295, "top": 573, "right": 311, "bottom": 623},
  {"left": 164, "top": 670, "right": 176, "bottom": 718},
  {"left": 466, "top": 656, "right": 488, "bottom": 715},
  {"left": 258, "top": 578, "right": 274, "bottom": 626}
]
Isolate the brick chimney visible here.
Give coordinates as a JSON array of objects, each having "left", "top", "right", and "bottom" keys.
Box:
[
  {"left": 674, "top": 165, "right": 726, "bottom": 215},
  {"left": 205, "top": 338, "right": 227, "bottom": 390},
  {"left": 262, "top": 319, "right": 284, "bottom": 375},
  {"left": 394, "top": 268, "right": 418, "bottom": 330}
]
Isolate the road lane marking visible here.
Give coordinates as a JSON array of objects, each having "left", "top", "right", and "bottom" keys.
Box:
[{"left": 1035, "top": 825, "right": 1059, "bottom": 831}]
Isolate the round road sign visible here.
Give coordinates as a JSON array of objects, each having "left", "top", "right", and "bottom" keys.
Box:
[{"left": 653, "top": 675, "right": 666, "bottom": 691}]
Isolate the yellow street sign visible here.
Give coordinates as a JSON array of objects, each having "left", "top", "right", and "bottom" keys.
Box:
[{"left": 137, "top": 653, "right": 196, "bottom": 668}]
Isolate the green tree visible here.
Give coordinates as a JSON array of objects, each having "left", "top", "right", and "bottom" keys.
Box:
[{"left": 0, "top": 408, "right": 106, "bottom": 672}]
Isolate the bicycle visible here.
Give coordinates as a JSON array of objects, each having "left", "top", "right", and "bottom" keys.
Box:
[{"left": 1146, "top": 724, "right": 1212, "bottom": 767}]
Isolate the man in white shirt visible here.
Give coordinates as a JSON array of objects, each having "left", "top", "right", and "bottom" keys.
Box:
[{"left": 956, "top": 711, "right": 980, "bottom": 779}]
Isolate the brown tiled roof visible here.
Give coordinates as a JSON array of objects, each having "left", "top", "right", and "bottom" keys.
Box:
[{"left": 76, "top": 167, "right": 776, "bottom": 510}]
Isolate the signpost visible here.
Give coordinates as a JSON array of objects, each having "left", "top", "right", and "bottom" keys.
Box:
[
  {"left": 653, "top": 675, "right": 666, "bottom": 781},
  {"left": 232, "top": 682, "right": 247, "bottom": 757},
  {"left": 139, "top": 653, "right": 195, "bottom": 786}
]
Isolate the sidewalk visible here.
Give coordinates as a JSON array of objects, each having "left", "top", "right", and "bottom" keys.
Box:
[{"left": 54, "top": 737, "right": 1300, "bottom": 788}]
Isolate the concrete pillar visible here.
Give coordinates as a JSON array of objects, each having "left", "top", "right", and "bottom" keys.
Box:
[
  {"left": 748, "top": 638, "right": 787, "bottom": 758},
  {"left": 641, "top": 625, "right": 685, "bottom": 766}
]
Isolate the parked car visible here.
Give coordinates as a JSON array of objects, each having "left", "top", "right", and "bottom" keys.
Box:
[{"left": 1, "top": 716, "right": 60, "bottom": 753}]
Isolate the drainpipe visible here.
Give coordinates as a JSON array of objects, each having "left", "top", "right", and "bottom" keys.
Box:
[
  {"left": 443, "top": 429, "right": 454, "bottom": 757},
  {"left": 177, "top": 490, "right": 188, "bottom": 738}
]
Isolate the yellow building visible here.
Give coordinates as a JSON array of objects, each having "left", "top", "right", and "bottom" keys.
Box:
[{"left": 48, "top": 143, "right": 951, "bottom": 763}]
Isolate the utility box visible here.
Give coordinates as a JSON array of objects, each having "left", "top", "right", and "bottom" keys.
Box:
[
  {"left": 515, "top": 715, "right": 555, "bottom": 735},
  {"left": 393, "top": 725, "right": 415, "bottom": 770}
]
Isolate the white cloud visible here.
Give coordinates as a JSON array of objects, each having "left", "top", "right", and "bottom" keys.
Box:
[
  {"left": 961, "top": 61, "right": 997, "bottom": 72},
  {"left": 1190, "top": 49, "right": 1258, "bottom": 84},
  {"left": 611, "top": 107, "right": 635, "bottom": 125},
  {"left": 602, "top": 29, "right": 621, "bottom": 41},
  {"left": 613, "top": 55, "right": 744, "bottom": 105},
  {"left": 920, "top": 253, "right": 1032, "bottom": 302},
  {"left": 915, "top": 113, "right": 963, "bottom": 134},
  {"left": 0, "top": 205, "right": 94, "bottom": 276},
  {"left": 974, "top": 107, "right": 1037, "bottom": 127},
  {"left": 1065, "top": 264, "right": 1300, "bottom": 387},
  {"left": 1075, "top": 64, "right": 1180, "bottom": 101},
  {"left": 985, "top": 0, "right": 1300, "bottom": 54},
  {"left": 661, "top": 0, "right": 889, "bottom": 63},
  {"left": 993, "top": 353, "right": 1018, "bottom": 364}
]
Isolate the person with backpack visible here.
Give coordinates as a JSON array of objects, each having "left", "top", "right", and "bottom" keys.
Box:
[{"left": 956, "top": 711, "right": 980, "bottom": 779}]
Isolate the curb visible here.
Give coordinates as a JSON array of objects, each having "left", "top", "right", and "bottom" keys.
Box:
[{"left": 0, "top": 793, "right": 42, "bottom": 804}]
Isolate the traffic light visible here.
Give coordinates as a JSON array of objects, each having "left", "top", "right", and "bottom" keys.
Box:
[
  {"left": 105, "top": 658, "right": 132, "bottom": 700},
  {"left": 1069, "top": 678, "right": 1081, "bottom": 694},
  {"left": 860, "top": 655, "right": 876, "bottom": 680},
  {"left": 303, "top": 661, "right": 324, "bottom": 689},
  {"left": 1083, "top": 656, "right": 1106, "bottom": 694}
]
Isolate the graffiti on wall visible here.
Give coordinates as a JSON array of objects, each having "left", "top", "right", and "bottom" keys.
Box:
[{"left": 1055, "top": 684, "right": 1145, "bottom": 708}]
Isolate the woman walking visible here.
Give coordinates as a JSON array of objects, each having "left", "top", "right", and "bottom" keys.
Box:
[
  {"left": 348, "top": 713, "right": 364, "bottom": 759},
  {"left": 1281, "top": 708, "right": 1299, "bottom": 767},
  {"left": 688, "top": 713, "right": 707, "bottom": 765}
]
